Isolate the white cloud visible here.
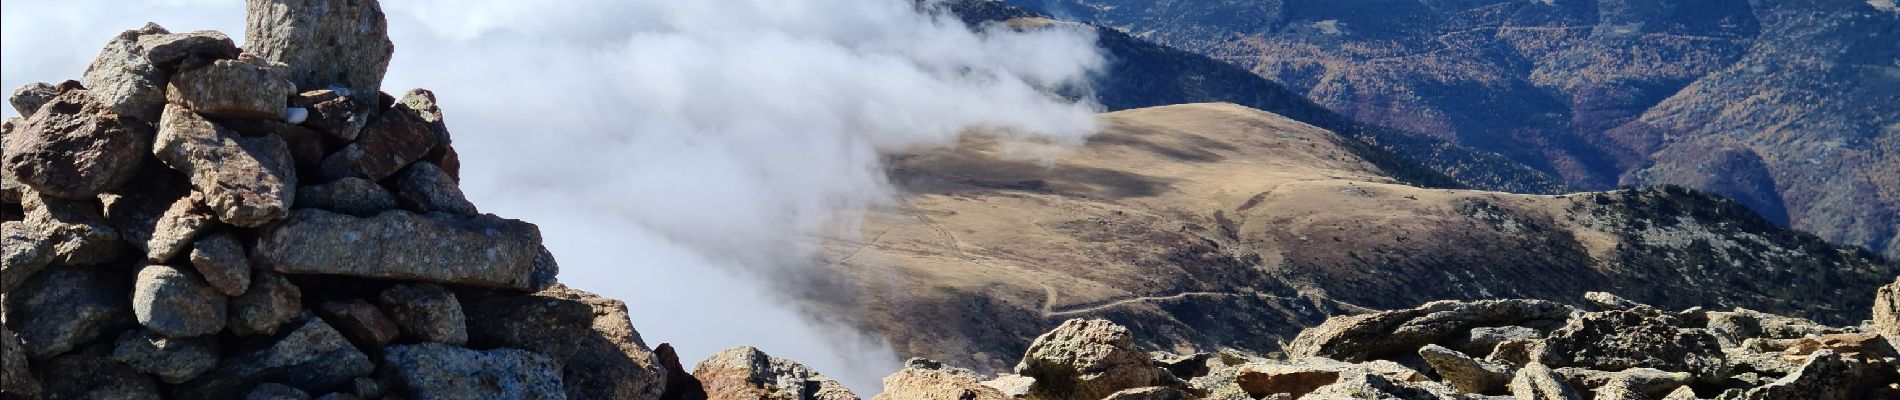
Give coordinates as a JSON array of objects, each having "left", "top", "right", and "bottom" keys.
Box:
[{"left": 3, "top": 0, "right": 1104, "bottom": 391}]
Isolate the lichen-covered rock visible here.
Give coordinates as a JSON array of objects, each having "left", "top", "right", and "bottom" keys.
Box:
[
  {"left": 166, "top": 55, "right": 294, "bottom": 119},
  {"left": 154, "top": 104, "right": 297, "bottom": 227},
  {"left": 3, "top": 88, "right": 152, "bottom": 199},
  {"left": 228, "top": 270, "right": 303, "bottom": 337},
  {"left": 292, "top": 177, "right": 396, "bottom": 217},
  {"left": 1232, "top": 358, "right": 1425, "bottom": 399},
  {"left": 8, "top": 81, "right": 67, "bottom": 117},
  {"left": 875, "top": 358, "right": 1010, "bottom": 400},
  {"left": 1418, "top": 344, "right": 1510, "bottom": 395},
  {"left": 393, "top": 162, "right": 475, "bottom": 214},
  {"left": 1455, "top": 325, "right": 1543, "bottom": 358},
  {"left": 142, "top": 191, "right": 217, "bottom": 263},
  {"left": 1874, "top": 276, "right": 1900, "bottom": 349},
  {"left": 1015, "top": 319, "right": 1171, "bottom": 400},
  {"left": 1551, "top": 368, "right": 1690, "bottom": 400},
  {"left": 4, "top": 265, "right": 134, "bottom": 359},
  {"left": 1533, "top": 309, "right": 1726, "bottom": 382},
  {"left": 82, "top": 23, "right": 171, "bottom": 122},
  {"left": 0, "top": 221, "right": 52, "bottom": 292},
  {"left": 377, "top": 283, "right": 466, "bottom": 345},
  {"left": 292, "top": 89, "right": 367, "bottom": 141},
  {"left": 314, "top": 299, "right": 399, "bottom": 351},
  {"left": 36, "top": 352, "right": 164, "bottom": 400},
  {"left": 382, "top": 342, "right": 566, "bottom": 400},
  {"left": 242, "top": 0, "right": 393, "bottom": 106},
  {"left": 22, "top": 192, "right": 124, "bottom": 265},
  {"left": 1509, "top": 363, "right": 1581, "bottom": 400},
  {"left": 133, "top": 263, "right": 229, "bottom": 337},
  {"left": 176, "top": 315, "right": 375, "bottom": 400},
  {"left": 466, "top": 284, "right": 668, "bottom": 400},
  {"left": 111, "top": 328, "right": 221, "bottom": 383},
  {"left": 1300, "top": 370, "right": 1457, "bottom": 400},
  {"left": 255, "top": 209, "right": 542, "bottom": 290},
  {"left": 1100, "top": 387, "right": 1187, "bottom": 400},
  {"left": 136, "top": 29, "right": 239, "bottom": 66},
  {"left": 1724, "top": 349, "right": 1897, "bottom": 400},
  {"left": 1704, "top": 308, "right": 1844, "bottom": 348},
  {"left": 695, "top": 346, "right": 857, "bottom": 400},
  {"left": 100, "top": 166, "right": 209, "bottom": 262},
  {"left": 1288, "top": 299, "right": 1573, "bottom": 362},
  {"left": 319, "top": 89, "right": 441, "bottom": 181},
  {"left": 0, "top": 326, "right": 40, "bottom": 397},
  {"left": 190, "top": 232, "right": 253, "bottom": 297}
]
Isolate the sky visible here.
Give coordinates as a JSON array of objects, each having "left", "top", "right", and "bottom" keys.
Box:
[{"left": 1, "top": 0, "right": 1106, "bottom": 391}]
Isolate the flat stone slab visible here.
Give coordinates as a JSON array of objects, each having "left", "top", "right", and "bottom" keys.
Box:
[{"left": 254, "top": 209, "right": 542, "bottom": 290}]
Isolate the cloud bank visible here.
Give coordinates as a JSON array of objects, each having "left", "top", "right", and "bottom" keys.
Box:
[{"left": 3, "top": 0, "right": 1104, "bottom": 391}]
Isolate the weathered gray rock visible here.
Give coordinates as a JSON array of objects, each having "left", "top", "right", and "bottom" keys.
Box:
[
  {"left": 695, "top": 346, "right": 857, "bottom": 400},
  {"left": 292, "top": 89, "right": 367, "bottom": 141},
  {"left": 1015, "top": 319, "right": 1171, "bottom": 400},
  {"left": 4, "top": 265, "right": 134, "bottom": 359},
  {"left": 167, "top": 55, "right": 294, "bottom": 119},
  {"left": 349, "top": 377, "right": 384, "bottom": 400},
  {"left": 9, "top": 81, "right": 63, "bottom": 117},
  {"left": 137, "top": 29, "right": 239, "bottom": 66},
  {"left": 100, "top": 166, "right": 209, "bottom": 263},
  {"left": 177, "top": 315, "right": 375, "bottom": 400},
  {"left": 1419, "top": 344, "right": 1510, "bottom": 395},
  {"left": 0, "top": 118, "right": 22, "bottom": 203},
  {"left": 3, "top": 88, "right": 152, "bottom": 199},
  {"left": 393, "top": 162, "right": 475, "bottom": 214},
  {"left": 0, "top": 326, "right": 40, "bottom": 397},
  {"left": 315, "top": 299, "right": 399, "bottom": 351},
  {"left": 1659, "top": 386, "right": 1698, "bottom": 400},
  {"left": 247, "top": 383, "right": 312, "bottom": 400},
  {"left": 1301, "top": 370, "right": 1457, "bottom": 400},
  {"left": 1456, "top": 326, "right": 1544, "bottom": 358},
  {"left": 0, "top": 221, "right": 52, "bottom": 292},
  {"left": 155, "top": 104, "right": 297, "bottom": 227},
  {"left": 23, "top": 192, "right": 124, "bottom": 265},
  {"left": 293, "top": 177, "right": 396, "bottom": 217},
  {"left": 1533, "top": 310, "right": 1726, "bottom": 382},
  {"left": 1100, "top": 387, "right": 1187, "bottom": 400},
  {"left": 1723, "top": 349, "right": 1896, "bottom": 400},
  {"left": 319, "top": 89, "right": 441, "bottom": 181},
  {"left": 228, "top": 270, "right": 302, "bottom": 337},
  {"left": 1232, "top": 358, "right": 1426, "bottom": 399},
  {"left": 1583, "top": 292, "right": 1644, "bottom": 311},
  {"left": 1705, "top": 308, "right": 1844, "bottom": 348},
  {"left": 466, "top": 284, "right": 668, "bottom": 400},
  {"left": 36, "top": 352, "right": 163, "bottom": 400},
  {"left": 1509, "top": 363, "right": 1581, "bottom": 400},
  {"left": 133, "top": 263, "right": 229, "bottom": 337},
  {"left": 1289, "top": 299, "right": 1574, "bottom": 362},
  {"left": 82, "top": 23, "right": 171, "bottom": 122},
  {"left": 190, "top": 232, "right": 253, "bottom": 297},
  {"left": 1873, "top": 276, "right": 1900, "bottom": 350},
  {"left": 111, "top": 328, "right": 221, "bottom": 383},
  {"left": 983, "top": 375, "right": 1036, "bottom": 398},
  {"left": 242, "top": 0, "right": 394, "bottom": 106},
  {"left": 217, "top": 117, "right": 332, "bottom": 170},
  {"left": 1552, "top": 368, "right": 1690, "bottom": 400},
  {"left": 875, "top": 358, "right": 1010, "bottom": 400},
  {"left": 1589, "top": 379, "right": 1649, "bottom": 400},
  {"left": 378, "top": 283, "right": 466, "bottom": 345},
  {"left": 382, "top": 342, "right": 566, "bottom": 400},
  {"left": 255, "top": 209, "right": 542, "bottom": 290}
]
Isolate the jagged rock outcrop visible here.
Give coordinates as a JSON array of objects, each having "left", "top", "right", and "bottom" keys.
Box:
[
  {"left": 693, "top": 346, "right": 858, "bottom": 400},
  {"left": 0, "top": 2, "right": 670, "bottom": 399},
  {"left": 1015, "top": 319, "right": 1174, "bottom": 400}
]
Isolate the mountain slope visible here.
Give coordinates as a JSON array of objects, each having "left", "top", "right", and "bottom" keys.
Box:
[
  {"left": 798, "top": 103, "right": 1897, "bottom": 373},
  {"left": 1003, "top": 0, "right": 1900, "bottom": 257},
  {"left": 933, "top": 0, "right": 1568, "bottom": 194}
]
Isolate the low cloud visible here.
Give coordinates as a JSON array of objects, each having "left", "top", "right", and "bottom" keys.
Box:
[{"left": 2, "top": 0, "right": 1104, "bottom": 390}]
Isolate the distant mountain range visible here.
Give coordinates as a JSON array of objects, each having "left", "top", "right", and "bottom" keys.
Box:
[{"left": 988, "top": 0, "right": 1900, "bottom": 258}]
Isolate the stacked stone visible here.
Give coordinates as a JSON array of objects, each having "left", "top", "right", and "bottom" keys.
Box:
[{"left": 0, "top": 1, "right": 665, "bottom": 399}]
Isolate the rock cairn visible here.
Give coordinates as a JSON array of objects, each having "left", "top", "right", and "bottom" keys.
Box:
[{"left": 0, "top": 1, "right": 670, "bottom": 399}]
